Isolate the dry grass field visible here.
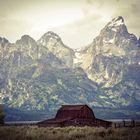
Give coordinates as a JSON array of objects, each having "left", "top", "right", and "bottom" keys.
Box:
[{"left": 0, "top": 126, "right": 140, "bottom": 140}]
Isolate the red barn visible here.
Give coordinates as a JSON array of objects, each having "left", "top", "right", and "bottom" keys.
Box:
[{"left": 38, "top": 104, "right": 112, "bottom": 128}]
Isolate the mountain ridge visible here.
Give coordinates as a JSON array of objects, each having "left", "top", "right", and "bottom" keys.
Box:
[{"left": 0, "top": 16, "right": 140, "bottom": 120}]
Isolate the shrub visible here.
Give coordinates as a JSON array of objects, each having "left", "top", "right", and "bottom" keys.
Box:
[{"left": 0, "top": 126, "right": 140, "bottom": 140}]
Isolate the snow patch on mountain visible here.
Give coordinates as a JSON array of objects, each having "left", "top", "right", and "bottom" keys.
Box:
[
  {"left": 73, "top": 52, "right": 82, "bottom": 64},
  {"left": 103, "top": 38, "right": 114, "bottom": 44}
]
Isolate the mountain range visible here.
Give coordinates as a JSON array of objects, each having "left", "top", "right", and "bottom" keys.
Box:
[{"left": 0, "top": 16, "right": 140, "bottom": 121}]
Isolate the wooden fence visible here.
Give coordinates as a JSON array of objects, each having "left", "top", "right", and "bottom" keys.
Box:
[{"left": 113, "top": 120, "right": 140, "bottom": 128}]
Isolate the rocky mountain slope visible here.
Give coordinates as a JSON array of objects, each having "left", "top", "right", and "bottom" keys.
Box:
[
  {"left": 0, "top": 16, "right": 140, "bottom": 120},
  {"left": 0, "top": 32, "right": 102, "bottom": 113},
  {"left": 74, "top": 16, "right": 140, "bottom": 86},
  {"left": 74, "top": 16, "right": 140, "bottom": 111}
]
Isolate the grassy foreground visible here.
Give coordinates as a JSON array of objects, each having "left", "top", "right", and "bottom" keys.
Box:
[{"left": 0, "top": 126, "right": 140, "bottom": 140}]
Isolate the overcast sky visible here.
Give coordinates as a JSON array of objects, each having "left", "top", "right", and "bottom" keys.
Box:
[{"left": 0, "top": 0, "right": 140, "bottom": 48}]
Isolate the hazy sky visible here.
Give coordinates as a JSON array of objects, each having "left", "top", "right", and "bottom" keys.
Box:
[{"left": 0, "top": 0, "right": 140, "bottom": 48}]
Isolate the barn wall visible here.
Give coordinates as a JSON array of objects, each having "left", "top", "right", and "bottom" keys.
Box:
[
  {"left": 62, "top": 118, "right": 96, "bottom": 127},
  {"left": 79, "top": 106, "right": 95, "bottom": 119},
  {"left": 38, "top": 123, "right": 62, "bottom": 127},
  {"left": 95, "top": 119, "right": 112, "bottom": 128}
]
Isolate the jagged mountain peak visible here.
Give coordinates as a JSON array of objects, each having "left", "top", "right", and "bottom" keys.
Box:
[
  {"left": 102, "top": 16, "right": 127, "bottom": 34},
  {"left": 17, "top": 35, "right": 35, "bottom": 43},
  {"left": 39, "top": 31, "right": 61, "bottom": 42},
  {"left": 114, "top": 16, "right": 124, "bottom": 22},
  {"left": 37, "top": 31, "right": 74, "bottom": 67},
  {"left": 21, "top": 35, "right": 34, "bottom": 40},
  {"left": 91, "top": 16, "right": 137, "bottom": 47},
  {"left": 44, "top": 31, "right": 60, "bottom": 38},
  {"left": 0, "top": 37, "right": 9, "bottom": 46},
  {"left": 108, "top": 16, "right": 124, "bottom": 27},
  {"left": 79, "top": 16, "right": 140, "bottom": 89},
  {"left": 0, "top": 37, "right": 9, "bottom": 43},
  {"left": 37, "top": 31, "right": 63, "bottom": 48},
  {"left": 16, "top": 35, "right": 36, "bottom": 46},
  {"left": 38, "top": 31, "right": 73, "bottom": 51}
]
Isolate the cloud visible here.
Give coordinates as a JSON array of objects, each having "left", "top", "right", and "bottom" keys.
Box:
[
  {"left": 0, "top": 0, "right": 140, "bottom": 48},
  {"left": 84, "top": 0, "right": 140, "bottom": 36}
]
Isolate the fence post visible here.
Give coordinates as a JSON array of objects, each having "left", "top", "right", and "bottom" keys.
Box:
[
  {"left": 131, "top": 119, "right": 135, "bottom": 127},
  {"left": 114, "top": 123, "right": 117, "bottom": 128}
]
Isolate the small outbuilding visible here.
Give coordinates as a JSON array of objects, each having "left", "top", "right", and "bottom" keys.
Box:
[{"left": 37, "top": 104, "right": 112, "bottom": 128}]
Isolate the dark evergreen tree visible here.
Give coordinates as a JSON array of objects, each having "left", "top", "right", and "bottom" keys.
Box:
[{"left": 0, "top": 105, "right": 4, "bottom": 125}]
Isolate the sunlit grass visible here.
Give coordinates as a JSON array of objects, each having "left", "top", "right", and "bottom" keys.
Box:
[{"left": 0, "top": 126, "right": 140, "bottom": 140}]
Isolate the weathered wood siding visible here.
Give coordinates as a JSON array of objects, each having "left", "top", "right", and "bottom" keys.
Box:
[{"left": 79, "top": 105, "right": 95, "bottom": 119}]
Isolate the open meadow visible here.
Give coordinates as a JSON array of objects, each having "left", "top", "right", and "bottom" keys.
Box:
[{"left": 0, "top": 126, "right": 140, "bottom": 140}]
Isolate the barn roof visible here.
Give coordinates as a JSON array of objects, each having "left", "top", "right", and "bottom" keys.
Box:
[
  {"left": 55, "top": 104, "right": 95, "bottom": 119},
  {"left": 95, "top": 118, "right": 112, "bottom": 124},
  {"left": 38, "top": 117, "right": 72, "bottom": 124},
  {"left": 60, "top": 104, "right": 87, "bottom": 111}
]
